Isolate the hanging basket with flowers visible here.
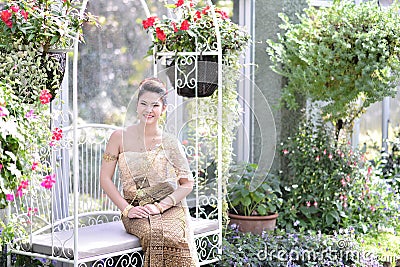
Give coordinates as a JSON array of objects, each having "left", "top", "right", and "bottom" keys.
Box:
[
  {"left": 141, "top": 0, "right": 250, "bottom": 97},
  {"left": 0, "top": 0, "right": 98, "bottom": 101}
]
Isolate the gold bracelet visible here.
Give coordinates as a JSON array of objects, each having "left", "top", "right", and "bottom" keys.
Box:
[
  {"left": 122, "top": 204, "right": 133, "bottom": 217},
  {"left": 154, "top": 202, "right": 164, "bottom": 214},
  {"left": 166, "top": 194, "right": 177, "bottom": 206}
]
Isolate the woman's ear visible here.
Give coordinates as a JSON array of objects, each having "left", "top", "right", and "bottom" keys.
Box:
[{"left": 162, "top": 104, "right": 167, "bottom": 113}]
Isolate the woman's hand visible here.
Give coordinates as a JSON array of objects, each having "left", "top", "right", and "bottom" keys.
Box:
[
  {"left": 127, "top": 206, "right": 151, "bottom": 218},
  {"left": 143, "top": 204, "right": 161, "bottom": 215}
]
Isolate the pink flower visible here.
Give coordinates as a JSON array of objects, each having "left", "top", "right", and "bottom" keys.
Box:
[
  {"left": 32, "top": 162, "right": 39, "bottom": 170},
  {"left": 323, "top": 149, "right": 327, "bottom": 155},
  {"left": 27, "top": 207, "right": 38, "bottom": 217},
  {"left": 315, "top": 155, "right": 320, "bottom": 162},
  {"left": 16, "top": 188, "right": 24, "bottom": 197},
  {"left": 20, "top": 9, "right": 28, "bottom": 20},
  {"left": 25, "top": 109, "right": 36, "bottom": 119},
  {"left": 367, "top": 166, "right": 372, "bottom": 176},
  {"left": 40, "top": 89, "right": 52, "bottom": 104},
  {"left": 41, "top": 174, "right": 56, "bottom": 189},
  {"left": 0, "top": 106, "right": 9, "bottom": 117},
  {"left": 20, "top": 180, "right": 29, "bottom": 189},
  {"left": 313, "top": 201, "right": 318, "bottom": 207},
  {"left": 182, "top": 139, "right": 189, "bottom": 145},
  {"left": 283, "top": 149, "right": 289, "bottom": 155},
  {"left": 370, "top": 206, "right": 376, "bottom": 212},
  {"left": 6, "top": 194, "right": 14, "bottom": 202},
  {"left": 341, "top": 178, "right": 347, "bottom": 187},
  {"left": 306, "top": 201, "right": 311, "bottom": 207},
  {"left": 0, "top": 164, "right": 2, "bottom": 170},
  {"left": 328, "top": 154, "right": 333, "bottom": 160},
  {"left": 10, "top": 6, "right": 20, "bottom": 13}
]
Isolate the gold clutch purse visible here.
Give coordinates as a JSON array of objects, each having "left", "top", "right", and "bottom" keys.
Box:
[{"left": 136, "top": 182, "right": 175, "bottom": 206}]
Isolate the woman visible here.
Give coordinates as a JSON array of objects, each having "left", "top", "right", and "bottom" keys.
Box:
[{"left": 100, "top": 77, "right": 199, "bottom": 267}]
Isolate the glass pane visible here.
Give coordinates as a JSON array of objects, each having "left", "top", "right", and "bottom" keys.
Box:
[
  {"left": 72, "top": 1, "right": 166, "bottom": 125},
  {"left": 358, "top": 101, "right": 382, "bottom": 160}
]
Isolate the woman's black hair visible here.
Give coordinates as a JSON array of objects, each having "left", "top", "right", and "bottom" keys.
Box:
[{"left": 137, "top": 77, "right": 168, "bottom": 105}]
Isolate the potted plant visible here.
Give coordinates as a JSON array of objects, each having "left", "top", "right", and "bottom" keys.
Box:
[
  {"left": 141, "top": 0, "right": 250, "bottom": 97},
  {"left": 0, "top": 0, "right": 98, "bottom": 101},
  {"left": 0, "top": 0, "right": 98, "bottom": 208},
  {"left": 227, "top": 162, "right": 283, "bottom": 235}
]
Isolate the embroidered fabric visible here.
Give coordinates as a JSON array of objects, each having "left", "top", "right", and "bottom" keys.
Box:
[{"left": 118, "top": 133, "right": 199, "bottom": 267}]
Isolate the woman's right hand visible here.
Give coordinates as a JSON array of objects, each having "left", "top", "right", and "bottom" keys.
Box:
[{"left": 127, "top": 206, "right": 150, "bottom": 218}]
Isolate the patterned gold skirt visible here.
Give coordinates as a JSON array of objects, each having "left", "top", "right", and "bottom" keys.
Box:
[{"left": 121, "top": 205, "right": 197, "bottom": 267}]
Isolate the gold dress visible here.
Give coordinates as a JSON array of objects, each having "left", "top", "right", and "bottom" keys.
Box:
[{"left": 118, "top": 133, "right": 199, "bottom": 267}]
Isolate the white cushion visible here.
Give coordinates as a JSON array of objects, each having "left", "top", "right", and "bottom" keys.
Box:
[{"left": 31, "top": 218, "right": 218, "bottom": 260}]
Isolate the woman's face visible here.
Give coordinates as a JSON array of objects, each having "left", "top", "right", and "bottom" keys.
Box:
[{"left": 137, "top": 91, "right": 166, "bottom": 125}]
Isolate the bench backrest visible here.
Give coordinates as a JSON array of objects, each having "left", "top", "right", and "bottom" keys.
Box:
[{"left": 10, "top": 123, "right": 218, "bottom": 234}]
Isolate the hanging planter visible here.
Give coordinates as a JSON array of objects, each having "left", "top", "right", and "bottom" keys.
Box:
[
  {"left": 42, "top": 51, "right": 67, "bottom": 102},
  {"left": 165, "top": 55, "right": 218, "bottom": 98}
]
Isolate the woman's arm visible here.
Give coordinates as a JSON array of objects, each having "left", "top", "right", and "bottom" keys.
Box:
[
  {"left": 158, "top": 178, "right": 193, "bottom": 211},
  {"left": 100, "top": 130, "right": 150, "bottom": 218},
  {"left": 157, "top": 136, "right": 194, "bottom": 211},
  {"left": 100, "top": 130, "right": 127, "bottom": 211}
]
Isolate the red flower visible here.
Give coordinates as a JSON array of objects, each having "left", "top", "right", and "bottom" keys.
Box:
[
  {"left": 176, "top": 0, "right": 184, "bottom": 7},
  {"left": 1, "top": 10, "right": 12, "bottom": 27},
  {"left": 39, "top": 89, "right": 52, "bottom": 104},
  {"left": 216, "top": 9, "right": 229, "bottom": 19},
  {"left": 142, "top": 16, "right": 157, "bottom": 29},
  {"left": 20, "top": 10, "right": 28, "bottom": 20},
  {"left": 52, "top": 127, "right": 63, "bottom": 141},
  {"left": 156, "top": 27, "right": 166, "bottom": 41},
  {"left": 194, "top": 11, "right": 201, "bottom": 21},
  {"left": 171, "top": 21, "right": 178, "bottom": 32},
  {"left": 202, "top": 6, "right": 210, "bottom": 15},
  {"left": 180, "top": 20, "right": 190, "bottom": 30}
]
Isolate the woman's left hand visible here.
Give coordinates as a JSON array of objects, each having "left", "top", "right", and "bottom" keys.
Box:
[{"left": 143, "top": 204, "right": 161, "bottom": 215}]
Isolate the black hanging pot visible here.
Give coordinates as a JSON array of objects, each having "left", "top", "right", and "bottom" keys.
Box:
[
  {"left": 166, "top": 55, "right": 219, "bottom": 98},
  {"left": 41, "top": 51, "right": 67, "bottom": 102}
]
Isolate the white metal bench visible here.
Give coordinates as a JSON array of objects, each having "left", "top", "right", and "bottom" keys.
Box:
[{"left": 8, "top": 124, "right": 220, "bottom": 266}]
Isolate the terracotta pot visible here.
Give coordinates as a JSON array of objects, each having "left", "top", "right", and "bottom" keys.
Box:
[{"left": 228, "top": 212, "right": 278, "bottom": 235}]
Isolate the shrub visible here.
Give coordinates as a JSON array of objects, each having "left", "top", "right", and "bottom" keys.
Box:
[
  {"left": 222, "top": 225, "right": 380, "bottom": 267},
  {"left": 278, "top": 116, "right": 400, "bottom": 234}
]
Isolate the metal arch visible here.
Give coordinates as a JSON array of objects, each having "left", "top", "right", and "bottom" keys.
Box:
[
  {"left": 139, "top": 0, "right": 224, "bottom": 262},
  {"left": 72, "top": 1, "right": 90, "bottom": 265}
]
